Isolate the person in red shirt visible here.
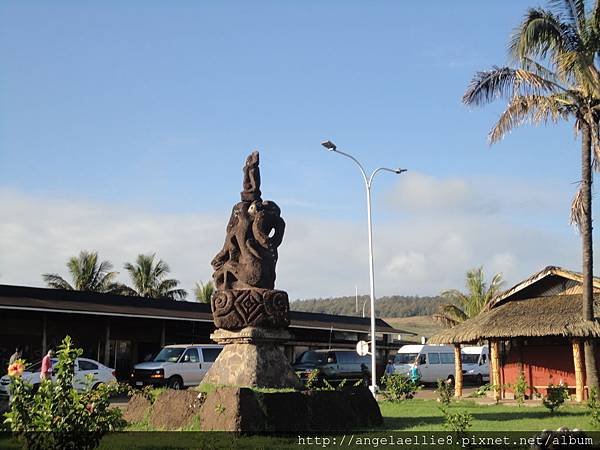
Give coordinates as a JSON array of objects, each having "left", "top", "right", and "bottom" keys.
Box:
[{"left": 40, "top": 349, "right": 54, "bottom": 381}]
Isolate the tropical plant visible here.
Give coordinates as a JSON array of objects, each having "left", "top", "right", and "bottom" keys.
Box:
[
  {"left": 380, "top": 373, "right": 419, "bottom": 401},
  {"left": 462, "top": 0, "right": 600, "bottom": 390},
  {"left": 4, "top": 336, "right": 124, "bottom": 449},
  {"left": 543, "top": 381, "right": 570, "bottom": 413},
  {"left": 588, "top": 387, "right": 600, "bottom": 426},
  {"left": 436, "top": 378, "right": 454, "bottom": 405},
  {"left": 122, "top": 254, "right": 187, "bottom": 300},
  {"left": 440, "top": 406, "right": 473, "bottom": 437},
  {"left": 42, "top": 250, "right": 124, "bottom": 293},
  {"left": 194, "top": 280, "right": 214, "bottom": 303},
  {"left": 433, "top": 267, "right": 504, "bottom": 327}
]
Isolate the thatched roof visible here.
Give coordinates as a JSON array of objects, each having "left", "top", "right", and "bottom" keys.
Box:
[
  {"left": 491, "top": 265, "right": 600, "bottom": 307},
  {"left": 429, "top": 294, "right": 600, "bottom": 344}
]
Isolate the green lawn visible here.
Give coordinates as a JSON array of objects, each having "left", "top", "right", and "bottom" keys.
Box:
[{"left": 379, "top": 399, "right": 591, "bottom": 431}]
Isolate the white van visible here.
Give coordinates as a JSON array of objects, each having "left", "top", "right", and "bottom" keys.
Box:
[
  {"left": 461, "top": 346, "right": 489, "bottom": 385},
  {"left": 131, "top": 344, "right": 223, "bottom": 389},
  {"left": 393, "top": 344, "right": 456, "bottom": 384}
]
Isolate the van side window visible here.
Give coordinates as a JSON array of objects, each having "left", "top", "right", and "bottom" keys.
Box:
[
  {"left": 202, "top": 348, "right": 222, "bottom": 362},
  {"left": 428, "top": 353, "right": 440, "bottom": 364},
  {"left": 440, "top": 353, "right": 454, "bottom": 364},
  {"left": 418, "top": 354, "right": 426, "bottom": 365},
  {"left": 181, "top": 348, "right": 199, "bottom": 363}
]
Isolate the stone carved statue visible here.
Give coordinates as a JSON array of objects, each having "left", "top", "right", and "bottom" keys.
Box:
[
  {"left": 241, "top": 151, "right": 261, "bottom": 201},
  {"left": 210, "top": 151, "right": 289, "bottom": 330}
]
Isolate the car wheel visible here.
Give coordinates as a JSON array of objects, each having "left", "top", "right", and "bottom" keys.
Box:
[
  {"left": 475, "top": 374, "right": 484, "bottom": 386},
  {"left": 32, "top": 384, "right": 40, "bottom": 393},
  {"left": 446, "top": 375, "right": 455, "bottom": 385},
  {"left": 167, "top": 376, "right": 183, "bottom": 390},
  {"left": 92, "top": 382, "right": 104, "bottom": 390}
]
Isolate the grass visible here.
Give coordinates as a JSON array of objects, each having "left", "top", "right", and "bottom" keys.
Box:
[{"left": 380, "top": 399, "right": 591, "bottom": 431}]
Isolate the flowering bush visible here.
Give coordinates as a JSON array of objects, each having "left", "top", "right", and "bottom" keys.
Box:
[
  {"left": 7, "top": 360, "right": 25, "bottom": 378},
  {"left": 3, "top": 336, "right": 125, "bottom": 450}
]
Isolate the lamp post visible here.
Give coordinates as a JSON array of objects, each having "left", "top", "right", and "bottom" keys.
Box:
[{"left": 321, "top": 140, "right": 406, "bottom": 395}]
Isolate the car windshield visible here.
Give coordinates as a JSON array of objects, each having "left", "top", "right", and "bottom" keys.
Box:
[
  {"left": 461, "top": 354, "right": 480, "bottom": 364},
  {"left": 152, "top": 348, "right": 185, "bottom": 363},
  {"left": 297, "top": 351, "right": 328, "bottom": 365},
  {"left": 24, "top": 358, "right": 58, "bottom": 373},
  {"left": 394, "top": 353, "right": 418, "bottom": 365}
]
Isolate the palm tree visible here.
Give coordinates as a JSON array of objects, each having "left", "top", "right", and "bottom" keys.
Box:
[
  {"left": 42, "top": 250, "right": 123, "bottom": 293},
  {"left": 434, "top": 267, "right": 504, "bottom": 327},
  {"left": 193, "top": 280, "right": 214, "bottom": 303},
  {"left": 463, "top": 0, "right": 600, "bottom": 390},
  {"left": 123, "top": 253, "right": 187, "bottom": 300}
]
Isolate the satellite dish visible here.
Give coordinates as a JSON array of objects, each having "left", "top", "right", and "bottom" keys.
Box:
[{"left": 356, "top": 340, "right": 369, "bottom": 356}]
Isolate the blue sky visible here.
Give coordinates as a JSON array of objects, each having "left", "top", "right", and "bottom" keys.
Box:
[{"left": 0, "top": 1, "right": 594, "bottom": 300}]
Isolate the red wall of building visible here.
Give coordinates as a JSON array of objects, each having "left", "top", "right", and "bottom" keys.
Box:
[{"left": 501, "top": 339, "right": 575, "bottom": 397}]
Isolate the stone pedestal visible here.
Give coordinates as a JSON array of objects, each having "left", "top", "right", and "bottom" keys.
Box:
[{"left": 201, "top": 327, "right": 302, "bottom": 389}]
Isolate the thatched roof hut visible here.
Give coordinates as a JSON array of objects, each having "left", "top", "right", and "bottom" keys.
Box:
[
  {"left": 429, "top": 294, "right": 600, "bottom": 344},
  {"left": 428, "top": 266, "right": 600, "bottom": 402}
]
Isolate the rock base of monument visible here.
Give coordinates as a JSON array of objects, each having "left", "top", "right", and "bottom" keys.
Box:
[
  {"left": 201, "top": 327, "right": 302, "bottom": 389},
  {"left": 199, "top": 386, "right": 383, "bottom": 432}
]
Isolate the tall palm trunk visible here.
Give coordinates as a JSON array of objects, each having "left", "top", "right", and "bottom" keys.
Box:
[{"left": 582, "top": 122, "right": 599, "bottom": 392}]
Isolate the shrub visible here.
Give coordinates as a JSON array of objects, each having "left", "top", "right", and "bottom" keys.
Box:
[
  {"left": 588, "top": 387, "right": 600, "bottom": 427},
  {"left": 380, "top": 374, "right": 419, "bottom": 401},
  {"left": 440, "top": 407, "right": 473, "bottom": 436},
  {"left": 4, "top": 336, "right": 125, "bottom": 450},
  {"left": 436, "top": 379, "right": 453, "bottom": 405},
  {"left": 469, "top": 383, "right": 492, "bottom": 398},
  {"left": 513, "top": 372, "right": 528, "bottom": 405},
  {"left": 543, "top": 381, "right": 570, "bottom": 413}
]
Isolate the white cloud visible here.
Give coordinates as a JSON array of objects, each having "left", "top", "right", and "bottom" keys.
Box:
[{"left": 0, "top": 179, "right": 592, "bottom": 302}]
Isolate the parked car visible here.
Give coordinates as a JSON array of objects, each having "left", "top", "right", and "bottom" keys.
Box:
[
  {"left": 292, "top": 349, "right": 371, "bottom": 386},
  {"left": 0, "top": 357, "right": 116, "bottom": 399},
  {"left": 130, "top": 344, "right": 223, "bottom": 389},
  {"left": 461, "top": 345, "right": 489, "bottom": 385},
  {"left": 393, "top": 344, "right": 455, "bottom": 384}
]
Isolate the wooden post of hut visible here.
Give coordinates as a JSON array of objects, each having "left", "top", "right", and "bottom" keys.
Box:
[
  {"left": 454, "top": 343, "right": 463, "bottom": 398},
  {"left": 572, "top": 338, "right": 585, "bottom": 402},
  {"left": 490, "top": 339, "right": 501, "bottom": 401}
]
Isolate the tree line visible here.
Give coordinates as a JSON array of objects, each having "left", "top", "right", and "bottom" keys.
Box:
[
  {"left": 42, "top": 250, "right": 214, "bottom": 302},
  {"left": 291, "top": 295, "right": 446, "bottom": 318},
  {"left": 291, "top": 267, "right": 504, "bottom": 321}
]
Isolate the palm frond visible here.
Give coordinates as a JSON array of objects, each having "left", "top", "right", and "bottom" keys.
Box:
[
  {"left": 570, "top": 181, "right": 586, "bottom": 231},
  {"left": 489, "top": 94, "right": 573, "bottom": 143},
  {"left": 42, "top": 273, "right": 73, "bottom": 290},
  {"left": 194, "top": 281, "right": 215, "bottom": 303},
  {"left": 509, "top": 7, "right": 579, "bottom": 62},
  {"left": 463, "top": 66, "right": 562, "bottom": 107},
  {"left": 548, "top": 0, "right": 587, "bottom": 34}
]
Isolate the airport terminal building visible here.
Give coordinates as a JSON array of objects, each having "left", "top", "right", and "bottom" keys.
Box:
[{"left": 0, "top": 284, "right": 411, "bottom": 379}]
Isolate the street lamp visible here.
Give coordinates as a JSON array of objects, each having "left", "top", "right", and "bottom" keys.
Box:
[{"left": 321, "top": 139, "right": 406, "bottom": 395}]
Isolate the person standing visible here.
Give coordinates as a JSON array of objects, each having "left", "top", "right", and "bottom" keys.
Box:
[
  {"left": 9, "top": 347, "right": 22, "bottom": 365},
  {"left": 40, "top": 349, "right": 54, "bottom": 381},
  {"left": 385, "top": 359, "right": 395, "bottom": 376}
]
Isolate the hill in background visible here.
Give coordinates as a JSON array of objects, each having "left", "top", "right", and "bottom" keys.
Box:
[
  {"left": 290, "top": 295, "right": 447, "bottom": 342},
  {"left": 290, "top": 295, "right": 445, "bottom": 318},
  {"left": 384, "top": 316, "right": 445, "bottom": 342}
]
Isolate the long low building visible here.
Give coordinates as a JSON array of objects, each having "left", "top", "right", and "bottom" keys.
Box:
[{"left": 0, "top": 284, "right": 413, "bottom": 379}]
